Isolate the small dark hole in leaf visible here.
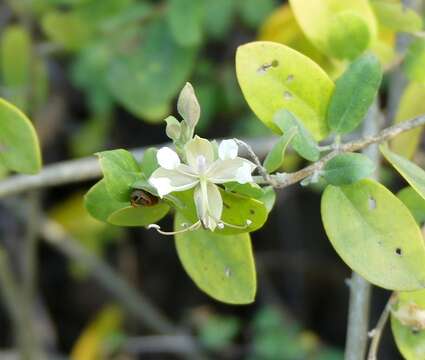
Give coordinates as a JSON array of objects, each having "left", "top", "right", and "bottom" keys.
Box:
[
  {"left": 368, "top": 196, "right": 376, "bottom": 210},
  {"left": 412, "top": 328, "right": 420, "bottom": 335},
  {"left": 395, "top": 248, "right": 402, "bottom": 256},
  {"left": 223, "top": 202, "right": 230, "bottom": 209},
  {"left": 271, "top": 60, "right": 279, "bottom": 67},
  {"left": 225, "top": 267, "right": 232, "bottom": 277},
  {"left": 286, "top": 74, "right": 294, "bottom": 82},
  {"left": 249, "top": 209, "right": 255, "bottom": 215},
  {"left": 257, "top": 60, "right": 278, "bottom": 74}
]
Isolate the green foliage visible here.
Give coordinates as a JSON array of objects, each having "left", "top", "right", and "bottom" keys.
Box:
[
  {"left": 84, "top": 180, "right": 128, "bottom": 223},
  {"left": 263, "top": 128, "right": 297, "bottom": 173},
  {"left": 404, "top": 39, "right": 425, "bottom": 84},
  {"left": 370, "top": 0, "right": 423, "bottom": 33},
  {"left": 238, "top": 0, "right": 276, "bottom": 29},
  {"left": 96, "top": 149, "right": 141, "bottom": 202},
  {"left": 0, "top": 98, "right": 41, "bottom": 174},
  {"left": 380, "top": 145, "right": 425, "bottom": 201},
  {"left": 107, "top": 204, "right": 170, "bottom": 227},
  {"left": 322, "top": 153, "right": 375, "bottom": 185},
  {"left": 174, "top": 212, "right": 257, "bottom": 304},
  {"left": 198, "top": 314, "right": 240, "bottom": 350},
  {"left": 236, "top": 41, "right": 334, "bottom": 140},
  {"left": 274, "top": 110, "right": 319, "bottom": 161},
  {"left": 391, "top": 290, "right": 425, "bottom": 360},
  {"left": 172, "top": 188, "right": 268, "bottom": 236},
  {"left": 321, "top": 179, "right": 425, "bottom": 290},
  {"left": 327, "top": 53, "right": 382, "bottom": 134},
  {"left": 166, "top": 0, "right": 204, "bottom": 46},
  {"left": 203, "top": 0, "right": 236, "bottom": 39},
  {"left": 289, "top": 0, "right": 377, "bottom": 60},
  {"left": 398, "top": 187, "right": 425, "bottom": 226}
]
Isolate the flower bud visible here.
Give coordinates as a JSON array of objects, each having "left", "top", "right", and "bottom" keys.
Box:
[
  {"left": 177, "top": 82, "right": 200, "bottom": 130},
  {"left": 165, "top": 116, "right": 181, "bottom": 141}
]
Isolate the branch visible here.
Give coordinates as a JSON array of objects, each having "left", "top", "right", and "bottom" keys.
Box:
[
  {"left": 367, "top": 293, "right": 397, "bottom": 360},
  {"left": 265, "top": 113, "right": 425, "bottom": 189}
]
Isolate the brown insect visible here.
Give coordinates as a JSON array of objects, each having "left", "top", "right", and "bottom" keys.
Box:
[{"left": 130, "top": 190, "right": 159, "bottom": 207}]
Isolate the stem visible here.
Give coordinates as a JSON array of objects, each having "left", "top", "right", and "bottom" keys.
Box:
[
  {"left": 367, "top": 293, "right": 397, "bottom": 360},
  {"left": 344, "top": 103, "right": 381, "bottom": 360}
]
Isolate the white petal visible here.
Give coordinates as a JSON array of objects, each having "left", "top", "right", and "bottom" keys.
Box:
[
  {"left": 218, "top": 139, "right": 238, "bottom": 160},
  {"left": 185, "top": 136, "right": 215, "bottom": 170},
  {"left": 207, "top": 158, "right": 256, "bottom": 184},
  {"left": 156, "top": 147, "right": 181, "bottom": 170},
  {"left": 149, "top": 167, "right": 198, "bottom": 197},
  {"left": 194, "top": 181, "right": 223, "bottom": 231}
]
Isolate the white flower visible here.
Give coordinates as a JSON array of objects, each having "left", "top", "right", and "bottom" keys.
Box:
[{"left": 148, "top": 136, "right": 257, "bottom": 232}]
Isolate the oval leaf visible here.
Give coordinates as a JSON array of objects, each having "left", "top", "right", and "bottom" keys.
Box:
[
  {"left": 263, "top": 128, "right": 297, "bottom": 173},
  {"left": 289, "top": 0, "right": 377, "bottom": 60},
  {"left": 236, "top": 41, "right": 334, "bottom": 140},
  {"left": 0, "top": 98, "right": 41, "bottom": 174},
  {"left": 403, "top": 39, "right": 425, "bottom": 84},
  {"left": 327, "top": 53, "right": 382, "bottom": 134},
  {"left": 322, "top": 153, "right": 375, "bottom": 185},
  {"left": 391, "top": 83, "right": 425, "bottom": 159},
  {"left": 398, "top": 187, "right": 425, "bottom": 225},
  {"left": 381, "top": 145, "right": 425, "bottom": 201},
  {"left": 321, "top": 179, "right": 425, "bottom": 290},
  {"left": 391, "top": 290, "right": 425, "bottom": 360},
  {"left": 274, "top": 110, "right": 319, "bottom": 161},
  {"left": 172, "top": 189, "right": 268, "bottom": 235},
  {"left": 97, "top": 149, "right": 141, "bottom": 202},
  {"left": 107, "top": 203, "right": 170, "bottom": 227},
  {"left": 174, "top": 212, "right": 257, "bottom": 304},
  {"left": 85, "top": 180, "right": 129, "bottom": 222}
]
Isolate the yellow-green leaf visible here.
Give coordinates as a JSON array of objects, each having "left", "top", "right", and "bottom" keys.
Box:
[
  {"left": 289, "top": 0, "right": 377, "bottom": 60},
  {"left": 174, "top": 212, "right": 256, "bottom": 304},
  {"left": 391, "top": 82, "right": 425, "bottom": 159},
  {"left": 321, "top": 179, "right": 425, "bottom": 290},
  {"left": 398, "top": 186, "right": 425, "bottom": 225},
  {"left": 403, "top": 39, "right": 425, "bottom": 84},
  {"left": 236, "top": 41, "right": 334, "bottom": 139},
  {"left": 381, "top": 144, "right": 425, "bottom": 201},
  {"left": 391, "top": 290, "right": 425, "bottom": 360},
  {"left": 0, "top": 98, "right": 41, "bottom": 174}
]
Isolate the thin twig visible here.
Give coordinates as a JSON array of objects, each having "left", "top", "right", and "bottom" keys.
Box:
[{"left": 367, "top": 293, "right": 398, "bottom": 360}]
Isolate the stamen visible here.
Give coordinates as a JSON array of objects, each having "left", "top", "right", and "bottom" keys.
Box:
[
  {"left": 147, "top": 221, "right": 201, "bottom": 235},
  {"left": 216, "top": 219, "right": 252, "bottom": 230}
]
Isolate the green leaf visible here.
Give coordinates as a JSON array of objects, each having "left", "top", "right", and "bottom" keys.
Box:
[
  {"left": 391, "top": 290, "right": 425, "bottom": 360},
  {"left": 0, "top": 98, "right": 41, "bottom": 174},
  {"left": 263, "top": 127, "right": 297, "bottom": 173},
  {"left": 380, "top": 145, "right": 425, "bottom": 201},
  {"left": 107, "top": 20, "right": 198, "bottom": 122},
  {"left": 236, "top": 41, "right": 334, "bottom": 140},
  {"left": 97, "top": 149, "right": 141, "bottom": 202},
  {"left": 274, "top": 110, "right": 319, "bottom": 161},
  {"left": 289, "top": 0, "right": 377, "bottom": 60},
  {"left": 174, "top": 212, "right": 257, "bottom": 304},
  {"left": 398, "top": 187, "right": 425, "bottom": 225},
  {"left": 199, "top": 315, "right": 240, "bottom": 350},
  {"left": 322, "top": 153, "right": 375, "bottom": 185},
  {"left": 403, "top": 39, "right": 425, "bottom": 84},
  {"left": 238, "top": 0, "right": 275, "bottom": 28},
  {"left": 203, "top": 0, "right": 236, "bottom": 40},
  {"left": 224, "top": 182, "right": 265, "bottom": 199},
  {"left": 166, "top": 0, "right": 204, "bottom": 46},
  {"left": 258, "top": 186, "right": 276, "bottom": 213},
  {"left": 84, "top": 180, "right": 128, "bottom": 222},
  {"left": 321, "top": 179, "right": 425, "bottom": 290},
  {"left": 0, "top": 26, "right": 31, "bottom": 111},
  {"left": 371, "top": 0, "right": 423, "bottom": 32},
  {"left": 140, "top": 148, "right": 158, "bottom": 179},
  {"left": 327, "top": 53, "right": 382, "bottom": 134},
  {"left": 107, "top": 203, "right": 170, "bottom": 227},
  {"left": 172, "top": 188, "right": 268, "bottom": 235},
  {"left": 391, "top": 83, "right": 425, "bottom": 159}
]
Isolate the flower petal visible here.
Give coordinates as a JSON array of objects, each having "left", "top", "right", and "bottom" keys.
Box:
[
  {"left": 185, "top": 136, "right": 215, "bottom": 170},
  {"left": 207, "top": 158, "right": 256, "bottom": 184},
  {"left": 194, "top": 181, "right": 223, "bottom": 231},
  {"left": 149, "top": 167, "right": 198, "bottom": 197},
  {"left": 218, "top": 139, "right": 238, "bottom": 160},
  {"left": 156, "top": 147, "right": 181, "bottom": 170}
]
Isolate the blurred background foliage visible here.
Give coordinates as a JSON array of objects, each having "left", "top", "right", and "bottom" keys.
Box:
[{"left": 0, "top": 0, "right": 425, "bottom": 359}]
